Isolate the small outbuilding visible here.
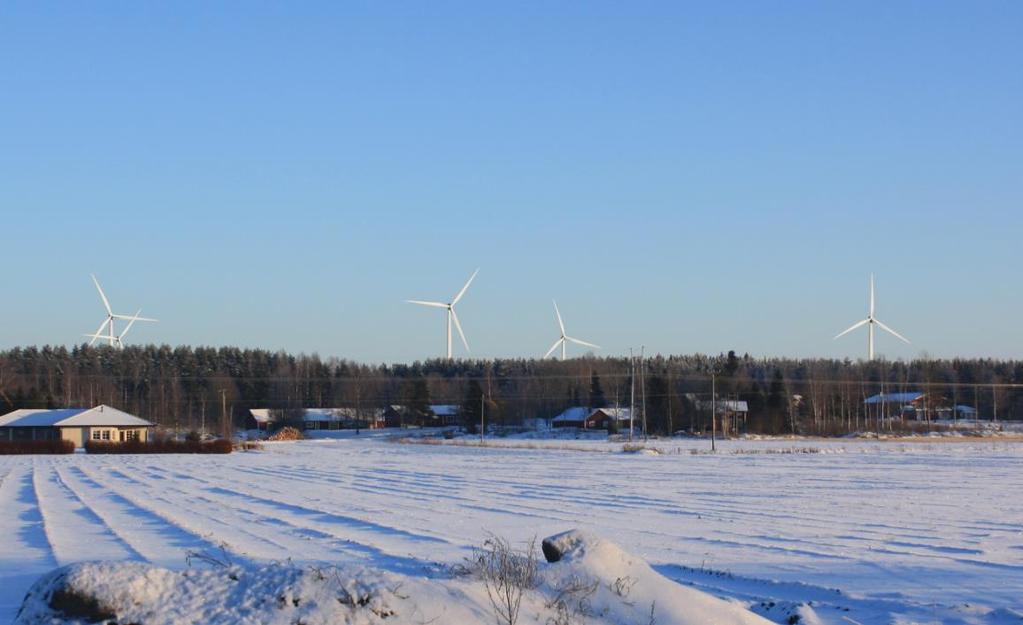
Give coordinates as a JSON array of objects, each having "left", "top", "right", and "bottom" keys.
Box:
[{"left": 0, "top": 405, "right": 153, "bottom": 448}]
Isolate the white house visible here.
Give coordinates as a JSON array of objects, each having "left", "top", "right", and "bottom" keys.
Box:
[{"left": 0, "top": 405, "right": 153, "bottom": 448}]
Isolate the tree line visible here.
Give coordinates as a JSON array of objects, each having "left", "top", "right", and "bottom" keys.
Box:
[{"left": 1, "top": 345, "right": 1020, "bottom": 436}]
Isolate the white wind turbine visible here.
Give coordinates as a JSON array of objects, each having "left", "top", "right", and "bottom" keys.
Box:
[
  {"left": 834, "top": 274, "right": 909, "bottom": 361},
  {"left": 84, "top": 275, "right": 158, "bottom": 348},
  {"left": 406, "top": 268, "right": 479, "bottom": 359},
  {"left": 543, "top": 300, "right": 600, "bottom": 360}
]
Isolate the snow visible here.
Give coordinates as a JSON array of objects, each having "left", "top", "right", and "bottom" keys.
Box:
[
  {"left": 14, "top": 531, "right": 774, "bottom": 624},
  {"left": 1, "top": 436, "right": 1022, "bottom": 624}
]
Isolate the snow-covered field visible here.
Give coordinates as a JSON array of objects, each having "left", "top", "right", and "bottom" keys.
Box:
[{"left": 2, "top": 434, "right": 1022, "bottom": 624}]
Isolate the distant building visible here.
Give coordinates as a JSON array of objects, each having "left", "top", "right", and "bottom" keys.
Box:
[
  {"left": 551, "top": 407, "right": 633, "bottom": 430},
  {"left": 686, "top": 394, "right": 750, "bottom": 435},
  {"left": 0, "top": 405, "right": 153, "bottom": 448},
  {"left": 551, "top": 406, "right": 591, "bottom": 428},
  {"left": 247, "top": 408, "right": 386, "bottom": 432},
  {"left": 864, "top": 392, "right": 939, "bottom": 421},
  {"left": 586, "top": 407, "right": 632, "bottom": 430},
  {"left": 430, "top": 405, "right": 461, "bottom": 426}
]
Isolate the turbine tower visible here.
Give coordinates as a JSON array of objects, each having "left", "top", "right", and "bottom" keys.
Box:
[
  {"left": 85, "top": 275, "right": 158, "bottom": 348},
  {"left": 834, "top": 274, "right": 909, "bottom": 360},
  {"left": 406, "top": 268, "right": 478, "bottom": 359},
  {"left": 543, "top": 300, "right": 600, "bottom": 360}
]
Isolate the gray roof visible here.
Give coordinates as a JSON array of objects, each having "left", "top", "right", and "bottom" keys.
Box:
[
  {"left": 864, "top": 392, "right": 924, "bottom": 405},
  {"left": 0, "top": 405, "right": 152, "bottom": 428},
  {"left": 552, "top": 407, "right": 591, "bottom": 422}
]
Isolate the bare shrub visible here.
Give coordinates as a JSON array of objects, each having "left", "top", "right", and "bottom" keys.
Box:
[
  {"left": 469, "top": 534, "right": 540, "bottom": 625},
  {"left": 544, "top": 576, "right": 599, "bottom": 625}
]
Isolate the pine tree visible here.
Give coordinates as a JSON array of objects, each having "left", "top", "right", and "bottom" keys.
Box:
[{"left": 589, "top": 372, "right": 607, "bottom": 409}]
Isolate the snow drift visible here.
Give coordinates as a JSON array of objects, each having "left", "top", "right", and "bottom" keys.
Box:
[{"left": 15, "top": 530, "right": 772, "bottom": 625}]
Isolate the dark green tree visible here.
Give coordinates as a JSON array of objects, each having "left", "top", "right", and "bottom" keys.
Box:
[{"left": 589, "top": 372, "right": 607, "bottom": 409}]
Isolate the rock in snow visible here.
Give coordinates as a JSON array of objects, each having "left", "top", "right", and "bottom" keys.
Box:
[{"left": 16, "top": 531, "right": 772, "bottom": 625}]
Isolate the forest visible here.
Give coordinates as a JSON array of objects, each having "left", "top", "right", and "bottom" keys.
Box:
[{"left": 1, "top": 344, "right": 1020, "bottom": 436}]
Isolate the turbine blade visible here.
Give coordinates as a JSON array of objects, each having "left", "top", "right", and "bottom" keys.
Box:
[
  {"left": 406, "top": 300, "right": 448, "bottom": 309},
  {"left": 118, "top": 310, "right": 142, "bottom": 340},
  {"left": 87, "top": 319, "right": 109, "bottom": 346},
  {"left": 870, "top": 274, "right": 875, "bottom": 317},
  {"left": 112, "top": 314, "right": 157, "bottom": 322},
  {"left": 91, "top": 274, "right": 112, "bottom": 315},
  {"left": 450, "top": 308, "right": 470, "bottom": 352},
  {"left": 451, "top": 268, "right": 479, "bottom": 305},
  {"left": 553, "top": 300, "right": 566, "bottom": 335},
  {"left": 875, "top": 319, "right": 910, "bottom": 344},
  {"left": 543, "top": 338, "right": 563, "bottom": 359},
  {"left": 834, "top": 318, "right": 869, "bottom": 339},
  {"left": 566, "top": 336, "right": 600, "bottom": 349}
]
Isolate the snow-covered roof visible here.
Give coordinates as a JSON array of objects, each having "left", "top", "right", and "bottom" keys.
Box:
[
  {"left": 430, "top": 405, "right": 459, "bottom": 416},
  {"left": 590, "top": 407, "right": 632, "bottom": 422},
  {"left": 250, "top": 408, "right": 384, "bottom": 423},
  {"left": 0, "top": 405, "right": 152, "bottom": 428},
  {"left": 864, "top": 392, "right": 924, "bottom": 405},
  {"left": 552, "top": 407, "right": 591, "bottom": 422}
]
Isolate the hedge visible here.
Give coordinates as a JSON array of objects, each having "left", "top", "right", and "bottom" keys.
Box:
[
  {"left": 0, "top": 439, "right": 76, "bottom": 455},
  {"left": 85, "top": 439, "right": 233, "bottom": 454}
]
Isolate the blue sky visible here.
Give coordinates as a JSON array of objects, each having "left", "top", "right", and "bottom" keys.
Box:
[{"left": 1, "top": 2, "right": 1020, "bottom": 361}]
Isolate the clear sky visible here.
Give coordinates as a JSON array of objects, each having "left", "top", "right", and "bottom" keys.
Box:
[{"left": 1, "top": 2, "right": 1020, "bottom": 362}]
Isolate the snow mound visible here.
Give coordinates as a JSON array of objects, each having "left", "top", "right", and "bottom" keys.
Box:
[
  {"left": 542, "top": 530, "right": 772, "bottom": 625},
  {"left": 15, "top": 531, "right": 772, "bottom": 625}
]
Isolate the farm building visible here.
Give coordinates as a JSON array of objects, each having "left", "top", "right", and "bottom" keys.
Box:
[
  {"left": 863, "top": 392, "right": 978, "bottom": 421},
  {"left": 0, "top": 405, "right": 153, "bottom": 448},
  {"left": 551, "top": 406, "right": 591, "bottom": 428},
  {"left": 552, "top": 407, "right": 633, "bottom": 430},
  {"left": 247, "top": 408, "right": 386, "bottom": 431},
  {"left": 687, "top": 395, "right": 750, "bottom": 436}
]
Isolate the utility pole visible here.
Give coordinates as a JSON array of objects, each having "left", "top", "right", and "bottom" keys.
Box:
[
  {"left": 629, "top": 348, "right": 635, "bottom": 442},
  {"left": 480, "top": 393, "right": 485, "bottom": 445},
  {"left": 200, "top": 398, "right": 206, "bottom": 438},
  {"left": 640, "top": 346, "right": 647, "bottom": 440},
  {"left": 993, "top": 384, "right": 998, "bottom": 423},
  {"left": 711, "top": 374, "right": 717, "bottom": 452},
  {"left": 667, "top": 369, "right": 673, "bottom": 437}
]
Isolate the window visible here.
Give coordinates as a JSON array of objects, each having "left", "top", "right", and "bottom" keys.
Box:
[
  {"left": 101, "top": 430, "right": 111, "bottom": 441},
  {"left": 92, "top": 430, "right": 102, "bottom": 441},
  {"left": 124, "top": 430, "right": 139, "bottom": 442}
]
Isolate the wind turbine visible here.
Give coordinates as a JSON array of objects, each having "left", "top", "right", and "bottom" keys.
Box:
[
  {"left": 834, "top": 274, "right": 909, "bottom": 360},
  {"left": 85, "top": 275, "right": 157, "bottom": 348},
  {"left": 406, "top": 268, "right": 478, "bottom": 359},
  {"left": 543, "top": 300, "right": 600, "bottom": 360}
]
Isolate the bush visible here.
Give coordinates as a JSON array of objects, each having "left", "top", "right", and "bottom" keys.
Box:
[
  {"left": 0, "top": 439, "right": 76, "bottom": 455},
  {"left": 466, "top": 534, "right": 539, "bottom": 625},
  {"left": 85, "top": 439, "right": 233, "bottom": 454}
]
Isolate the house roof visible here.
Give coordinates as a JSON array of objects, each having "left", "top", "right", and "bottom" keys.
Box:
[
  {"left": 430, "top": 405, "right": 459, "bottom": 416},
  {"left": 864, "top": 392, "right": 924, "bottom": 404},
  {"left": 0, "top": 405, "right": 152, "bottom": 428},
  {"left": 249, "top": 408, "right": 384, "bottom": 423},
  {"left": 552, "top": 407, "right": 591, "bottom": 422},
  {"left": 590, "top": 407, "right": 632, "bottom": 422}
]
